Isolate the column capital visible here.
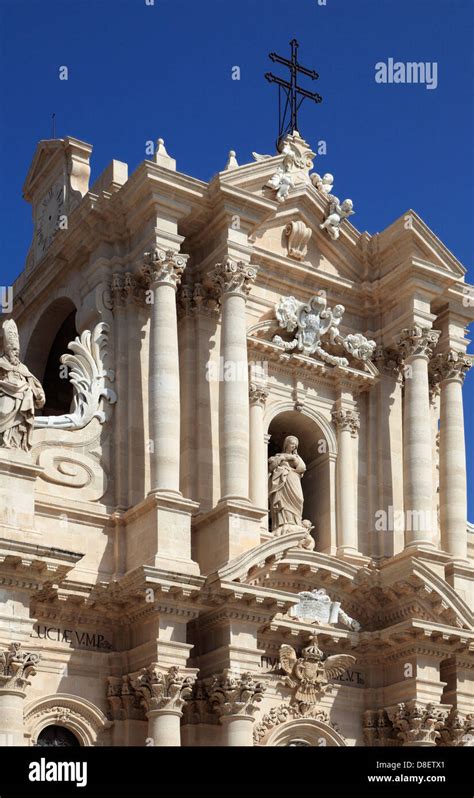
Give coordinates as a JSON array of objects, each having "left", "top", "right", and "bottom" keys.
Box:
[
  {"left": 110, "top": 271, "right": 143, "bottom": 310},
  {"left": 130, "top": 664, "right": 196, "bottom": 715},
  {"left": 438, "top": 708, "right": 474, "bottom": 747},
  {"left": 430, "top": 350, "right": 472, "bottom": 386},
  {"left": 373, "top": 346, "right": 403, "bottom": 378},
  {"left": 177, "top": 283, "right": 220, "bottom": 319},
  {"left": 397, "top": 325, "right": 441, "bottom": 361},
  {"left": 332, "top": 408, "right": 360, "bottom": 437},
  {"left": 205, "top": 669, "right": 266, "bottom": 719},
  {"left": 0, "top": 643, "right": 40, "bottom": 693},
  {"left": 385, "top": 701, "right": 450, "bottom": 746},
  {"left": 211, "top": 259, "right": 257, "bottom": 299},
  {"left": 141, "top": 248, "right": 188, "bottom": 290},
  {"left": 249, "top": 382, "right": 269, "bottom": 407}
]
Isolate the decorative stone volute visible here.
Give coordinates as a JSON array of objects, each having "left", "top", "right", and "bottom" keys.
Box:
[
  {"left": 285, "top": 220, "right": 312, "bottom": 260},
  {"left": 331, "top": 408, "right": 360, "bottom": 437},
  {"left": 141, "top": 248, "right": 188, "bottom": 289},
  {"left": 0, "top": 643, "right": 40, "bottom": 693},
  {"left": 385, "top": 701, "right": 449, "bottom": 746},
  {"left": 205, "top": 670, "right": 266, "bottom": 719},
  {"left": 430, "top": 350, "right": 472, "bottom": 385},
  {"left": 397, "top": 325, "right": 441, "bottom": 361},
  {"left": 131, "top": 664, "right": 196, "bottom": 714},
  {"left": 211, "top": 259, "right": 257, "bottom": 298}
]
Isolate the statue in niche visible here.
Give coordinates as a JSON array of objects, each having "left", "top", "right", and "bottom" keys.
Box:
[
  {"left": 268, "top": 435, "right": 308, "bottom": 535},
  {"left": 0, "top": 319, "right": 45, "bottom": 451}
]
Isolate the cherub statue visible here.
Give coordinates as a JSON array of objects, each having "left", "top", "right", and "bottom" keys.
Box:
[
  {"left": 311, "top": 172, "right": 334, "bottom": 194},
  {"left": 320, "top": 196, "right": 355, "bottom": 240},
  {"left": 280, "top": 636, "right": 356, "bottom": 707}
]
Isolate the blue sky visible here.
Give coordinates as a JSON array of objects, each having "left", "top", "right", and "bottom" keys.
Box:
[{"left": 0, "top": 0, "right": 473, "bottom": 517}]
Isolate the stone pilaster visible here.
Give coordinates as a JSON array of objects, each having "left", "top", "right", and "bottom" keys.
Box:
[
  {"left": 438, "top": 708, "right": 474, "bottom": 747},
  {"left": 211, "top": 259, "right": 257, "bottom": 502},
  {"left": 141, "top": 247, "right": 188, "bottom": 495},
  {"left": 385, "top": 700, "right": 450, "bottom": 747},
  {"left": 397, "top": 326, "right": 440, "bottom": 549},
  {"left": 206, "top": 669, "right": 266, "bottom": 746},
  {"left": 249, "top": 383, "right": 269, "bottom": 514},
  {"left": 332, "top": 407, "right": 360, "bottom": 557},
  {"left": 131, "top": 664, "right": 197, "bottom": 747},
  {"left": 0, "top": 643, "right": 40, "bottom": 746},
  {"left": 430, "top": 350, "right": 472, "bottom": 561}
]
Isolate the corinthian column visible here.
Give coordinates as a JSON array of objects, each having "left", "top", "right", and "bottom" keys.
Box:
[
  {"left": 131, "top": 664, "right": 196, "bottom": 747},
  {"left": 206, "top": 670, "right": 265, "bottom": 746},
  {"left": 211, "top": 260, "right": 257, "bottom": 502},
  {"left": 332, "top": 407, "right": 360, "bottom": 556},
  {"left": 431, "top": 351, "right": 472, "bottom": 560},
  {"left": 0, "top": 643, "right": 40, "bottom": 746},
  {"left": 142, "top": 248, "right": 188, "bottom": 495},
  {"left": 249, "top": 383, "right": 269, "bottom": 512},
  {"left": 397, "top": 326, "right": 440, "bottom": 548},
  {"left": 386, "top": 701, "right": 449, "bottom": 747}
]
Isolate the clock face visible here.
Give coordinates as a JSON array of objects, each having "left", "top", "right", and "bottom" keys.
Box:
[{"left": 35, "top": 182, "right": 65, "bottom": 256}]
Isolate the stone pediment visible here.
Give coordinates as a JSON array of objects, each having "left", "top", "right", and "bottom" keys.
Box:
[
  {"left": 22, "top": 137, "right": 92, "bottom": 203},
  {"left": 377, "top": 209, "right": 466, "bottom": 278}
]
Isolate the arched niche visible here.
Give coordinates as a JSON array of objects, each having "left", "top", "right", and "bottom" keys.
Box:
[
  {"left": 24, "top": 693, "right": 111, "bottom": 747},
  {"left": 264, "top": 718, "right": 347, "bottom": 747},
  {"left": 266, "top": 406, "right": 337, "bottom": 554},
  {"left": 24, "top": 297, "right": 78, "bottom": 415}
]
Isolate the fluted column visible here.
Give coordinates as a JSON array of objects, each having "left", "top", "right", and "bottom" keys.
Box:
[
  {"left": 142, "top": 248, "right": 188, "bottom": 495},
  {"left": 431, "top": 350, "right": 472, "bottom": 560},
  {"left": 206, "top": 670, "right": 265, "bottom": 746},
  {"left": 249, "top": 383, "right": 269, "bottom": 511},
  {"left": 332, "top": 407, "right": 360, "bottom": 555},
  {"left": 211, "top": 260, "right": 257, "bottom": 502},
  {"left": 131, "top": 664, "right": 196, "bottom": 747},
  {"left": 0, "top": 643, "right": 40, "bottom": 746},
  {"left": 397, "top": 326, "right": 440, "bottom": 548}
]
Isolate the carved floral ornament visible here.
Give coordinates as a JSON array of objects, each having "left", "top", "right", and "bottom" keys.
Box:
[
  {"left": 141, "top": 247, "right": 188, "bottom": 289},
  {"left": 205, "top": 669, "right": 266, "bottom": 718},
  {"left": 253, "top": 703, "right": 345, "bottom": 745},
  {"left": 272, "top": 293, "right": 376, "bottom": 367},
  {"left": 0, "top": 642, "right": 40, "bottom": 692},
  {"left": 430, "top": 350, "right": 472, "bottom": 385},
  {"left": 211, "top": 259, "right": 258, "bottom": 298},
  {"left": 397, "top": 325, "right": 441, "bottom": 361},
  {"left": 363, "top": 703, "right": 474, "bottom": 747},
  {"left": 130, "top": 664, "right": 196, "bottom": 714}
]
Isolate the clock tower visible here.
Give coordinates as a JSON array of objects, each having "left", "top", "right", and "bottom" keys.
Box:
[{"left": 22, "top": 137, "right": 92, "bottom": 267}]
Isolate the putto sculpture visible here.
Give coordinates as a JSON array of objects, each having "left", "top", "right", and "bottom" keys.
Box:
[
  {"left": 288, "top": 588, "right": 361, "bottom": 631},
  {"left": 272, "top": 293, "right": 376, "bottom": 366},
  {"left": 0, "top": 319, "right": 45, "bottom": 451},
  {"left": 253, "top": 131, "right": 315, "bottom": 204},
  {"left": 310, "top": 172, "right": 334, "bottom": 195},
  {"left": 320, "top": 196, "right": 355, "bottom": 240},
  {"left": 280, "top": 635, "right": 356, "bottom": 709},
  {"left": 268, "top": 435, "right": 310, "bottom": 536}
]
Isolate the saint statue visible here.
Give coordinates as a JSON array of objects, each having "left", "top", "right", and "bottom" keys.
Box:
[
  {"left": 0, "top": 319, "right": 45, "bottom": 451},
  {"left": 268, "top": 435, "right": 306, "bottom": 534}
]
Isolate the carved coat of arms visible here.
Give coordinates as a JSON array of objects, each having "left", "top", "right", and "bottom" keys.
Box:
[{"left": 280, "top": 636, "right": 356, "bottom": 709}]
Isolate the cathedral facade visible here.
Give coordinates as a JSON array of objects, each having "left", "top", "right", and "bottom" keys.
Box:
[{"left": 0, "top": 130, "right": 473, "bottom": 748}]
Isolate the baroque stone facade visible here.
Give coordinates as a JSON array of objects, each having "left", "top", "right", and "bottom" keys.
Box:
[{"left": 0, "top": 130, "right": 473, "bottom": 747}]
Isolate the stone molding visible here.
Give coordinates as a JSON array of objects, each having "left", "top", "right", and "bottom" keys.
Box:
[
  {"left": 205, "top": 669, "right": 266, "bottom": 719},
  {"left": 331, "top": 408, "right": 360, "bottom": 437},
  {"left": 210, "top": 259, "right": 257, "bottom": 298},
  {"left": 130, "top": 664, "right": 196, "bottom": 714},
  {"left": 24, "top": 693, "right": 112, "bottom": 746},
  {"left": 141, "top": 248, "right": 188, "bottom": 289},
  {"left": 0, "top": 643, "right": 40, "bottom": 693},
  {"left": 253, "top": 701, "right": 344, "bottom": 744},
  {"left": 177, "top": 283, "right": 220, "bottom": 318},
  {"left": 397, "top": 325, "right": 441, "bottom": 361}
]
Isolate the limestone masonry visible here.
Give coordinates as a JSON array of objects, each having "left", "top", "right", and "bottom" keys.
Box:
[{"left": 0, "top": 130, "right": 473, "bottom": 747}]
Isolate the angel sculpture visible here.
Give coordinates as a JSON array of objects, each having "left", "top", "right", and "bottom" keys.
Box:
[
  {"left": 253, "top": 140, "right": 307, "bottom": 203},
  {"left": 320, "top": 196, "right": 355, "bottom": 240},
  {"left": 311, "top": 172, "right": 334, "bottom": 195},
  {"left": 280, "top": 636, "right": 356, "bottom": 708}
]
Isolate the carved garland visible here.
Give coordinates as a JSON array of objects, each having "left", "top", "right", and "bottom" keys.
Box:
[{"left": 253, "top": 701, "right": 344, "bottom": 744}]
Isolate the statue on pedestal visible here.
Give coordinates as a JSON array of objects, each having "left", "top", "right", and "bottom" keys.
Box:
[
  {"left": 268, "top": 435, "right": 307, "bottom": 535},
  {"left": 0, "top": 319, "right": 45, "bottom": 451}
]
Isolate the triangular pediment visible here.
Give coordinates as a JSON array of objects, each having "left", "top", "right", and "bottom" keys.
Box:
[{"left": 22, "top": 136, "right": 93, "bottom": 203}]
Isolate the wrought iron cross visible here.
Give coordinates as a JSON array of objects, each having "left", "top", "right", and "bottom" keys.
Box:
[{"left": 265, "top": 39, "right": 322, "bottom": 149}]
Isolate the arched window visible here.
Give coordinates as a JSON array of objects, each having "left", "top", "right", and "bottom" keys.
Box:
[{"left": 35, "top": 725, "right": 80, "bottom": 747}]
